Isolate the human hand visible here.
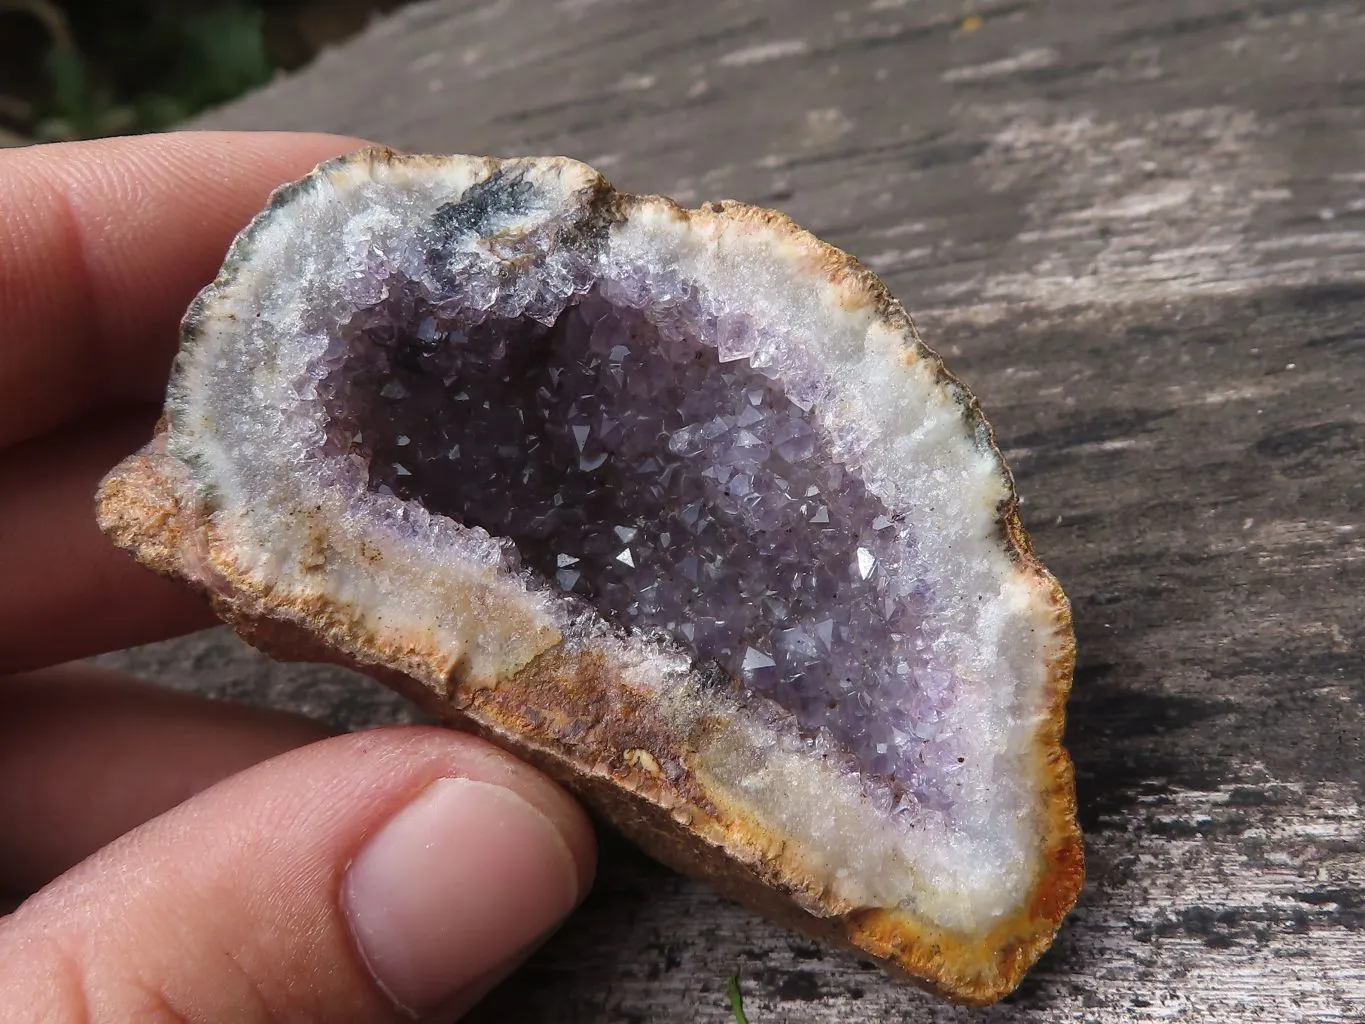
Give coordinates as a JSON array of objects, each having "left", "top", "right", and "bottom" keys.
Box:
[{"left": 0, "top": 133, "right": 596, "bottom": 1022}]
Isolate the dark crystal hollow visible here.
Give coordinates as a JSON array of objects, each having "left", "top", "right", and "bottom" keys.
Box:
[{"left": 317, "top": 277, "right": 965, "bottom": 805}]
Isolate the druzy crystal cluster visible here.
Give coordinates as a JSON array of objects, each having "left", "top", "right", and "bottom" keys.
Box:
[
  {"left": 320, "top": 277, "right": 962, "bottom": 805},
  {"left": 99, "top": 153, "right": 1080, "bottom": 1003}
]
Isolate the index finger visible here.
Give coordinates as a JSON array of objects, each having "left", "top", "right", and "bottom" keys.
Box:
[{"left": 0, "top": 131, "right": 367, "bottom": 448}]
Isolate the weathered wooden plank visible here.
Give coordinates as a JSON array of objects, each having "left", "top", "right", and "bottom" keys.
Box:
[{"left": 104, "top": 0, "right": 1365, "bottom": 1020}]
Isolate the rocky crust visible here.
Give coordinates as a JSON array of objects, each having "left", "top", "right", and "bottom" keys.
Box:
[{"left": 97, "top": 149, "right": 1081, "bottom": 1004}]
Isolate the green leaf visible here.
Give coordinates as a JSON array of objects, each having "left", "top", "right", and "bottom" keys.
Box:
[
  {"left": 42, "top": 47, "right": 97, "bottom": 137},
  {"left": 43, "top": 48, "right": 89, "bottom": 115},
  {"left": 174, "top": 7, "right": 274, "bottom": 109},
  {"left": 136, "top": 93, "right": 191, "bottom": 133},
  {"left": 727, "top": 973, "right": 750, "bottom": 1024}
]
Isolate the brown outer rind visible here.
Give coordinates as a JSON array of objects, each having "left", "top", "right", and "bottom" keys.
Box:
[{"left": 96, "top": 152, "right": 1081, "bottom": 1005}]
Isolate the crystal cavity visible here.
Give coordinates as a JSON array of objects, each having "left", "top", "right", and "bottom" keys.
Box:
[{"left": 309, "top": 217, "right": 967, "bottom": 811}]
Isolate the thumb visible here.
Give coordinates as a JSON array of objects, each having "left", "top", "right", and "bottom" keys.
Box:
[{"left": 0, "top": 726, "right": 595, "bottom": 1023}]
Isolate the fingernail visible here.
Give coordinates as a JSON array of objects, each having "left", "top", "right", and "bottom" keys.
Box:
[{"left": 343, "top": 777, "right": 581, "bottom": 1015}]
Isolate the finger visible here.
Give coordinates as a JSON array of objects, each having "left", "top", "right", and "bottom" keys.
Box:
[
  {"left": 0, "top": 727, "right": 596, "bottom": 1023},
  {"left": 0, "top": 663, "right": 332, "bottom": 895},
  {"left": 0, "top": 131, "right": 366, "bottom": 448},
  {"left": 0, "top": 410, "right": 216, "bottom": 673}
]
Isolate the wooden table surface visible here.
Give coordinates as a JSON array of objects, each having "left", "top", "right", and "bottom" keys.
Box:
[{"left": 107, "top": 0, "right": 1365, "bottom": 1019}]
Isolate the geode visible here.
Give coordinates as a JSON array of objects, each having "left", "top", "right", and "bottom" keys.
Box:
[{"left": 97, "top": 150, "right": 1080, "bottom": 1004}]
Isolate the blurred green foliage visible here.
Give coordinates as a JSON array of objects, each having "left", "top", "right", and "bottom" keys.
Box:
[{"left": 33, "top": 3, "right": 274, "bottom": 140}]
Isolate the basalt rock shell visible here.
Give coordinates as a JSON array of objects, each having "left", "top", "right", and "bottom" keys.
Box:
[{"left": 97, "top": 149, "right": 1081, "bottom": 1004}]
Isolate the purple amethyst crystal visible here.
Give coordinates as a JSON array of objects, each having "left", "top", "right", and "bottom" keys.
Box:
[
  {"left": 108, "top": 152, "right": 1079, "bottom": 997},
  {"left": 284, "top": 163, "right": 970, "bottom": 806},
  {"left": 324, "top": 283, "right": 957, "bottom": 801}
]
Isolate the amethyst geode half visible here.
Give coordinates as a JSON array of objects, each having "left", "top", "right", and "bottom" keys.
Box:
[{"left": 97, "top": 150, "right": 1080, "bottom": 1003}]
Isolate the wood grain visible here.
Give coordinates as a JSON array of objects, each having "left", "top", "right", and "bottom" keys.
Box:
[{"left": 105, "top": 0, "right": 1365, "bottom": 1019}]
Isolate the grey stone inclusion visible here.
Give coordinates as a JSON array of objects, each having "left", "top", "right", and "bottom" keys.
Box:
[{"left": 309, "top": 197, "right": 964, "bottom": 810}]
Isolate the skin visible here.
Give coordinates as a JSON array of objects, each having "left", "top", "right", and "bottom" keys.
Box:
[{"left": 0, "top": 132, "right": 596, "bottom": 1023}]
